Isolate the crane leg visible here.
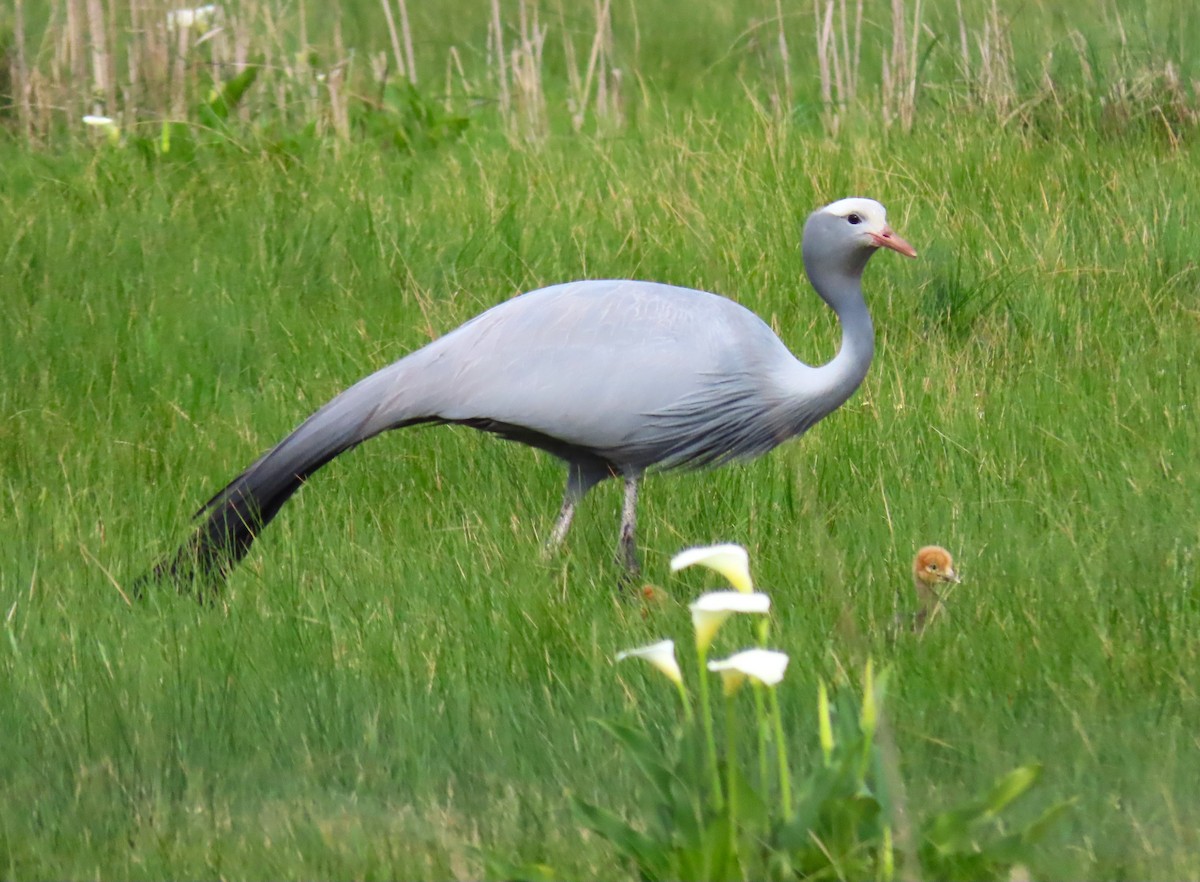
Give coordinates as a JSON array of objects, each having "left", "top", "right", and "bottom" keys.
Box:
[
  {"left": 547, "top": 494, "right": 577, "bottom": 550},
  {"left": 545, "top": 461, "right": 607, "bottom": 554},
  {"left": 617, "top": 476, "right": 641, "bottom": 576}
]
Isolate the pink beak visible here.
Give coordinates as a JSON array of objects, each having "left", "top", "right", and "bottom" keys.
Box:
[{"left": 871, "top": 226, "right": 917, "bottom": 258}]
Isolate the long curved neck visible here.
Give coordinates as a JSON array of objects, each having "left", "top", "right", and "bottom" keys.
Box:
[{"left": 798, "top": 261, "right": 875, "bottom": 414}]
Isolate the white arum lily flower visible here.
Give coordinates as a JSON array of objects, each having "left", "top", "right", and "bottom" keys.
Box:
[
  {"left": 615, "top": 639, "right": 683, "bottom": 686},
  {"left": 689, "top": 591, "right": 770, "bottom": 653},
  {"left": 83, "top": 115, "right": 120, "bottom": 144},
  {"left": 671, "top": 543, "right": 753, "bottom": 593},
  {"left": 708, "top": 648, "right": 790, "bottom": 695},
  {"left": 168, "top": 4, "right": 217, "bottom": 31}
]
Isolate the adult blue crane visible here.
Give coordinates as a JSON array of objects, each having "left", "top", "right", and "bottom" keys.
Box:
[{"left": 142, "top": 197, "right": 915, "bottom": 590}]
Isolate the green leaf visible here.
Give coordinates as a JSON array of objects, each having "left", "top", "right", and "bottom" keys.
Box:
[
  {"left": 156, "top": 122, "right": 196, "bottom": 161},
  {"left": 218, "top": 65, "right": 260, "bottom": 115},
  {"left": 596, "top": 718, "right": 680, "bottom": 808},
  {"left": 1020, "top": 798, "right": 1076, "bottom": 845},
  {"left": 923, "top": 763, "right": 1045, "bottom": 853},
  {"left": 780, "top": 769, "right": 836, "bottom": 849},
  {"left": 676, "top": 812, "right": 738, "bottom": 882},
  {"left": 198, "top": 66, "right": 260, "bottom": 128},
  {"left": 479, "top": 855, "right": 562, "bottom": 882},
  {"left": 573, "top": 799, "right": 669, "bottom": 880},
  {"left": 981, "top": 763, "right": 1042, "bottom": 818},
  {"left": 922, "top": 805, "right": 977, "bottom": 853}
]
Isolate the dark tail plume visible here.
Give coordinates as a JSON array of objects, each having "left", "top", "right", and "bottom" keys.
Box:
[
  {"left": 137, "top": 364, "right": 420, "bottom": 597},
  {"left": 136, "top": 437, "right": 361, "bottom": 597}
]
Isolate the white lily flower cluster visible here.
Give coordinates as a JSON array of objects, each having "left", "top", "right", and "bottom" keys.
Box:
[{"left": 616, "top": 543, "right": 789, "bottom": 695}]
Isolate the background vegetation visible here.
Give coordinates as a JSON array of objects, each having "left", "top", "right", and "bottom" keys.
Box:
[{"left": 1, "top": 0, "right": 1198, "bottom": 878}]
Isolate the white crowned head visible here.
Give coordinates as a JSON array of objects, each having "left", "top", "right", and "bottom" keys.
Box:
[{"left": 802, "top": 197, "right": 917, "bottom": 285}]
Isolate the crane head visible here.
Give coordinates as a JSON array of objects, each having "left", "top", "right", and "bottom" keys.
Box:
[
  {"left": 912, "top": 545, "right": 960, "bottom": 591},
  {"left": 818, "top": 197, "right": 917, "bottom": 259}
]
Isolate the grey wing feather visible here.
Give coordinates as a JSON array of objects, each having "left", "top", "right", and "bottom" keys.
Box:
[{"left": 620, "top": 371, "right": 828, "bottom": 471}]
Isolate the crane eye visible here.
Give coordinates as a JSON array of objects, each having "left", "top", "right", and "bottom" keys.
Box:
[
  {"left": 847, "top": 213, "right": 862, "bottom": 225},
  {"left": 927, "top": 563, "right": 938, "bottom": 571}
]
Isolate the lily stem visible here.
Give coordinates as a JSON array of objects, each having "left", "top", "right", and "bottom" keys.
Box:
[{"left": 696, "top": 646, "right": 724, "bottom": 810}]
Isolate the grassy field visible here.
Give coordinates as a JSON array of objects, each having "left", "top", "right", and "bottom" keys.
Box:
[{"left": 2, "top": 0, "right": 1199, "bottom": 878}]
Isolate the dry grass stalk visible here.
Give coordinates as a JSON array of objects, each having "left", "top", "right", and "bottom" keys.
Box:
[
  {"left": 510, "top": 0, "right": 548, "bottom": 140},
  {"left": 124, "top": 0, "right": 141, "bottom": 119},
  {"left": 773, "top": 0, "right": 792, "bottom": 115},
  {"left": 295, "top": 2, "right": 325, "bottom": 130},
  {"left": 12, "top": 0, "right": 33, "bottom": 139},
  {"left": 326, "top": 16, "right": 351, "bottom": 141},
  {"left": 66, "top": 0, "right": 86, "bottom": 117},
  {"left": 881, "top": 0, "right": 922, "bottom": 131},
  {"left": 813, "top": 0, "right": 862, "bottom": 134},
  {"left": 379, "top": 0, "right": 409, "bottom": 82},
  {"left": 257, "top": 4, "right": 293, "bottom": 124},
  {"left": 841, "top": 0, "right": 863, "bottom": 99},
  {"left": 489, "top": 0, "right": 510, "bottom": 119},
  {"left": 443, "top": 45, "right": 473, "bottom": 113},
  {"left": 86, "top": 0, "right": 113, "bottom": 115},
  {"left": 232, "top": 7, "right": 253, "bottom": 121},
  {"left": 595, "top": 0, "right": 622, "bottom": 128},
  {"left": 965, "top": 0, "right": 1016, "bottom": 119},
  {"left": 814, "top": 1, "right": 833, "bottom": 114},
  {"left": 561, "top": 0, "right": 620, "bottom": 133},
  {"left": 980, "top": 0, "right": 1016, "bottom": 115},
  {"left": 398, "top": 0, "right": 417, "bottom": 85},
  {"left": 557, "top": 0, "right": 584, "bottom": 130},
  {"left": 170, "top": 9, "right": 190, "bottom": 117},
  {"left": 954, "top": 0, "right": 969, "bottom": 79},
  {"left": 133, "top": 0, "right": 167, "bottom": 121}
]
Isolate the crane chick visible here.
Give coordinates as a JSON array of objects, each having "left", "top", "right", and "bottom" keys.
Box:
[{"left": 906, "top": 545, "right": 961, "bottom": 634}]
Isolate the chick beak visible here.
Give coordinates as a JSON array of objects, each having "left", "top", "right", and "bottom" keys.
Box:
[{"left": 871, "top": 226, "right": 917, "bottom": 258}]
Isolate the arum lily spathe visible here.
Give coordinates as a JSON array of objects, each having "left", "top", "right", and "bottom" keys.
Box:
[
  {"left": 167, "top": 4, "right": 217, "bottom": 31},
  {"left": 707, "top": 648, "right": 790, "bottom": 694},
  {"left": 616, "top": 639, "right": 683, "bottom": 686},
  {"left": 83, "top": 115, "right": 120, "bottom": 145},
  {"left": 671, "top": 543, "right": 753, "bottom": 593},
  {"left": 690, "top": 591, "right": 770, "bottom": 653}
]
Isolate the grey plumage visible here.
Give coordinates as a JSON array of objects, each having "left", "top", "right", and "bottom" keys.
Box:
[{"left": 143, "top": 197, "right": 915, "bottom": 590}]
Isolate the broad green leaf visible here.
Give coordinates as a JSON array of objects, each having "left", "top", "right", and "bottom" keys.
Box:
[
  {"left": 981, "top": 763, "right": 1042, "bottom": 817},
  {"left": 198, "top": 66, "right": 260, "bottom": 129},
  {"left": 573, "top": 799, "right": 668, "bottom": 880},
  {"left": 922, "top": 806, "right": 976, "bottom": 852}
]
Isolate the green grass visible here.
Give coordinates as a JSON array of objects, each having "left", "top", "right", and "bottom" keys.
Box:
[{"left": 3, "top": 3, "right": 1200, "bottom": 877}]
